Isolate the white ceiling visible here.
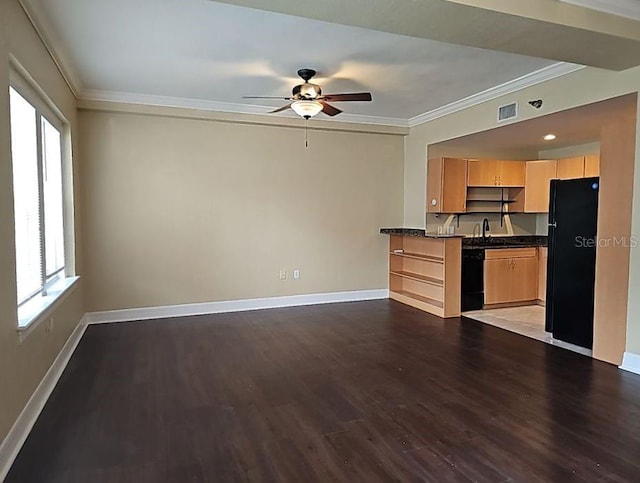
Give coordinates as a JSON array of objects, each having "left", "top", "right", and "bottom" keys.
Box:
[
  {"left": 26, "top": 0, "right": 563, "bottom": 125},
  {"left": 558, "top": 0, "right": 640, "bottom": 21}
]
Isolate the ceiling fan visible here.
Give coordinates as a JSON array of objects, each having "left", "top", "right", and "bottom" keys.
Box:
[{"left": 243, "top": 68, "right": 372, "bottom": 119}]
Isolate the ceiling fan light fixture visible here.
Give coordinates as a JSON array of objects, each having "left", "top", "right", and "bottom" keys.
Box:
[{"left": 291, "top": 100, "right": 323, "bottom": 119}]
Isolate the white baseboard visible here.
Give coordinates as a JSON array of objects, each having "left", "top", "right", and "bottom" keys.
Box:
[
  {"left": 85, "top": 289, "right": 389, "bottom": 325},
  {"left": 620, "top": 352, "right": 640, "bottom": 376},
  {"left": 0, "top": 316, "right": 88, "bottom": 481}
]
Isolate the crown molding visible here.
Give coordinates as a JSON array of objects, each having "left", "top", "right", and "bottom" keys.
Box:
[
  {"left": 80, "top": 62, "right": 583, "bottom": 131},
  {"left": 558, "top": 0, "right": 640, "bottom": 21},
  {"left": 77, "top": 96, "right": 410, "bottom": 136},
  {"left": 407, "top": 63, "right": 585, "bottom": 127},
  {"left": 80, "top": 89, "right": 409, "bottom": 128},
  {"left": 17, "top": 0, "right": 83, "bottom": 97},
  {"left": 14, "top": 0, "right": 585, "bottom": 130}
]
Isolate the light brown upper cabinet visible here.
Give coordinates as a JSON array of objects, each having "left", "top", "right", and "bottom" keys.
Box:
[
  {"left": 556, "top": 156, "right": 585, "bottom": 179},
  {"left": 467, "top": 159, "right": 525, "bottom": 187},
  {"left": 497, "top": 160, "right": 526, "bottom": 187},
  {"left": 467, "top": 159, "right": 498, "bottom": 187},
  {"left": 521, "top": 160, "right": 557, "bottom": 213},
  {"left": 584, "top": 154, "right": 601, "bottom": 177},
  {"left": 427, "top": 157, "right": 467, "bottom": 213}
]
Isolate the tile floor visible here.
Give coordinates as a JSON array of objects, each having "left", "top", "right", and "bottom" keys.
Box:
[{"left": 463, "top": 305, "right": 592, "bottom": 356}]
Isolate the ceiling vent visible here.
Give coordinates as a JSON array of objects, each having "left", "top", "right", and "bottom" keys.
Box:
[{"left": 498, "top": 102, "right": 517, "bottom": 122}]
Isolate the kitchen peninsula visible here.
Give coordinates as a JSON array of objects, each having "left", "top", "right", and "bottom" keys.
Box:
[
  {"left": 380, "top": 228, "right": 547, "bottom": 318},
  {"left": 380, "top": 228, "right": 462, "bottom": 318}
]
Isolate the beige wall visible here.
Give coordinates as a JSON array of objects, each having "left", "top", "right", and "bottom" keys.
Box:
[
  {"left": 0, "top": 0, "right": 84, "bottom": 444},
  {"left": 405, "top": 65, "right": 640, "bottom": 362},
  {"left": 78, "top": 108, "right": 404, "bottom": 312},
  {"left": 538, "top": 141, "right": 601, "bottom": 160}
]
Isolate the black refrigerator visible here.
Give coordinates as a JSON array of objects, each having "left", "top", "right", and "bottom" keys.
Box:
[{"left": 545, "top": 177, "right": 599, "bottom": 349}]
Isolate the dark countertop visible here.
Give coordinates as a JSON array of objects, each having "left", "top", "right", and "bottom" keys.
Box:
[
  {"left": 379, "top": 228, "right": 464, "bottom": 238},
  {"left": 380, "top": 229, "right": 546, "bottom": 247},
  {"left": 462, "top": 235, "right": 547, "bottom": 250}
]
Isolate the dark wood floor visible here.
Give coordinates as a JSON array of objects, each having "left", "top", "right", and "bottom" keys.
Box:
[{"left": 7, "top": 300, "right": 640, "bottom": 482}]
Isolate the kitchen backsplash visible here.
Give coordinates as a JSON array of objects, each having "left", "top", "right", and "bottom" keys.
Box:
[{"left": 426, "top": 213, "right": 539, "bottom": 237}]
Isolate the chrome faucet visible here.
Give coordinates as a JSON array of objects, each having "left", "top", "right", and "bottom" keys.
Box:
[{"left": 482, "top": 218, "right": 490, "bottom": 241}]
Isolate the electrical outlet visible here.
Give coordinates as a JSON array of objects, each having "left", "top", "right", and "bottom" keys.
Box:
[
  {"left": 293, "top": 269, "right": 300, "bottom": 279},
  {"left": 279, "top": 270, "right": 287, "bottom": 280}
]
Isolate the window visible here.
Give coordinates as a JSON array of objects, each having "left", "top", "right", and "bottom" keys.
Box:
[{"left": 9, "top": 75, "right": 75, "bottom": 329}]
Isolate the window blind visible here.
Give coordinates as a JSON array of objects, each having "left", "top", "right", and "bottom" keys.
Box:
[
  {"left": 10, "top": 87, "right": 43, "bottom": 304},
  {"left": 10, "top": 82, "right": 66, "bottom": 309}
]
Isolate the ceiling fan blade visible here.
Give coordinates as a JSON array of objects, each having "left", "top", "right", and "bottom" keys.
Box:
[
  {"left": 322, "top": 92, "right": 372, "bottom": 102},
  {"left": 243, "top": 96, "right": 293, "bottom": 100},
  {"left": 269, "top": 103, "right": 292, "bottom": 114},
  {"left": 320, "top": 102, "right": 342, "bottom": 117}
]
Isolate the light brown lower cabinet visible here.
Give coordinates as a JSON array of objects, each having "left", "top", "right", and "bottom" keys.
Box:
[
  {"left": 484, "top": 248, "right": 538, "bottom": 305},
  {"left": 538, "top": 247, "right": 548, "bottom": 303}
]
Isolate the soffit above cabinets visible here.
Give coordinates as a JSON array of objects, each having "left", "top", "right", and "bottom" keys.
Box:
[{"left": 430, "top": 93, "right": 637, "bottom": 156}]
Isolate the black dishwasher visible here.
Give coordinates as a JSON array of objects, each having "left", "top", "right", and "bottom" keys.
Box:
[{"left": 462, "top": 249, "right": 484, "bottom": 311}]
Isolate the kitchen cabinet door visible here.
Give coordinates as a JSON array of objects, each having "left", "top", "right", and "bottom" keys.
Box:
[
  {"left": 510, "top": 256, "right": 538, "bottom": 302},
  {"left": 427, "top": 158, "right": 467, "bottom": 213},
  {"left": 496, "top": 160, "right": 526, "bottom": 187},
  {"left": 538, "top": 247, "right": 548, "bottom": 303},
  {"left": 484, "top": 258, "right": 513, "bottom": 304},
  {"left": 485, "top": 249, "right": 538, "bottom": 305},
  {"left": 524, "top": 160, "right": 557, "bottom": 213},
  {"left": 468, "top": 160, "right": 525, "bottom": 187},
  {"left": 584, "top": 154, "right": 600, "bottom": 177},
  {"left": 557, "top": 156, "right": 585, "bottom": 179},
  {"left": 467, "top": 159, "right": 499, "bottom": 187}
]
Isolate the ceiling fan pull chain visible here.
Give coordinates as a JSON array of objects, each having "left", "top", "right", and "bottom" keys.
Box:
[{"left": 305, "top": 118, "right": 309, "bottom": 148}]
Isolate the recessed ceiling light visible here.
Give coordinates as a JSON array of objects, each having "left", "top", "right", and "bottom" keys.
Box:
[{"left": 544, "top": 134, "right": 557, "bottom": 141}]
